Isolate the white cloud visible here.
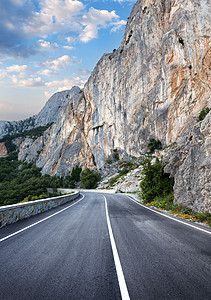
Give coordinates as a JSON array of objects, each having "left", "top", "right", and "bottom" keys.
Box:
[
  {"left": 10, "top": 0, "right": 26, "bottom": 5},
  {"left": 11, "top": 76, "right": 45, "bottom": 87},
  {"left": 77, "top": 68, "right": 91, "bottom": 79},
  {"left": 44, "top": 55, "right": 79, "bottom": 70},
  {"left": 65, "top": 36, "right": 76, "bottom": 44},
  {"left": 79, "top": 8, "right": 119, "bottom": 42},
  {"left": 18, "top": 72, "right": 26, "bottom": 78},
  {"left": 111, "top": 20, "right": 127, "bottom": 32},
  {"left": 45, "top": 77, "right": 86, "bottom": 91},
  {"left": 0, "top": 69, "right": 7, "bottom": 78},
  {"left": 0, "top": 102, "right": 14, "bottom": 115},
  {"left": 0, "top": 0, "right": 126, "bottom": 57},
  {"left": 112, "top": 0, "right": 136, "bottom": 2},
  {"left": 23, "top": 0, "right": 84, "bottom": 38},
  {"left": 6, "top": 64, "right": 27, "bottom": 73},
  {"left": 37, "top": 39, "right": 58, "bottom": 51},
  {"left": 63, "top": 45, "right": 74, "bottom": 50},
  {"left": 78, "top": 68, "right": 90, "bottom": 75},
  {"left": 38, "top": 69, "right": 57, "bottom": 76},
  {"left": 44, "top": 91, "right": 53, "bottom": 99},
  {"left": 40, "top": 0, "right": 84, "bottom": 23}
]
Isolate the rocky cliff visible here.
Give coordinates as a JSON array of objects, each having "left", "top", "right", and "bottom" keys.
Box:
[
  {"left": 165, "top": 111, "right": 211, "bottom": 213},
  {"left": 0, "top": 142, "right": 7, "bottom": 157},
  {"left": 83, "top": 0, "right": 210, "bottom": 167},
  {"left": 18, "top": 87, "right": 94, "bottom": 176}
]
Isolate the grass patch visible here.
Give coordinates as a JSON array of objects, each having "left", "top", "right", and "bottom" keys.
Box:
[
  {"left": 118, "top": 160, "right": 138, "bottom": 169},
  {"left": 145, "top": 193, "right": 211, "bottom": 227},
  {"left": 18, "top": 192, "right": 62, "bottom": 203}
]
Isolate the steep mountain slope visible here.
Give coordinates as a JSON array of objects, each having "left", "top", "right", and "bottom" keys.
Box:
[
  {"left": 83, "top": 0, "right": 210, "bottom": 167},
  {"left": 18, "top": 87, "right": 94, "bottom": 176},
  {"left": 165, "top": 111, "right": 211, "bottom": 212},
  {"left": 0, "top": 89, "right": 76, "bottom": 138},
  {"left": 34, "top": 88, "right": 79, "bottom": 127}
]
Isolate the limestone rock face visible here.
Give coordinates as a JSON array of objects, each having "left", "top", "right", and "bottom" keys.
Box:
[
  {"left": 83, "top": 0, "right": 210, "bottom": 167},
  {"left": 165, "top": 112, "right": 211, "bottom": 213},
  {"left": 34, "top": 88, "right": 79, "bottom": 127},
  {"left": 18, "top": 87, "right": 94, "bottom": 176},
  {"left": 0, "top": 88, "right": 78, "bottom": 138}
]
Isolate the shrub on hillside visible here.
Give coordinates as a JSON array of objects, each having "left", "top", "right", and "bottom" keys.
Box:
[
  {"left": 119, "top": 167, "right": 129, "bottom": 176},
  {"left": 113, "top": 149, "right": 119, "bottom": 161},
  {"left": 108, "top": 176, "right": 119, "bottom": 186},
  {"left": 198, "top": 107, "right": 210, "bottom": 122},
  {"left": 147, "top": 138, "right": 162, "bottom": 153},
  {"left": 80, "top": 168, "right": 101, "bottom": 189},
  {"left": 106, "top": 159, "right": 113, "bottom": 164},
  {"left": 62, "top": 176, "right": 76, "bottom": 188},
  {"left": 140, "top": 158, "right": 174, "bottom": 203}
]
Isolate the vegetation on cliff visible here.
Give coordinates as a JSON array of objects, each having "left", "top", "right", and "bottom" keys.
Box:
[
  {"left": 139, "top": 157, "right": 210, "bottom": 226},
  {"left": 0, "top": 124, "right": 52, "bottom": 153},
  {"left": 198, "top": 107, "right": 210, "bottom": 122},
  {"left": 140, "top": 158, "right": 174, "bottom": 204},
  {"left": 147, "top": 138, "right": 162, "bottom": 153},
  {"left": 0, "top": 151, "right": 101, "bottom": 205}
]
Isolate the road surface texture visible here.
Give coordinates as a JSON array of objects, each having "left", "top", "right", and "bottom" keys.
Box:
[{"left": 0, "top": 192, "right": 210, "bottom": 300}]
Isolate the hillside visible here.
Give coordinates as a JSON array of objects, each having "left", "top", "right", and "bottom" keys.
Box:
[{"left": 0, "top": 88, "right": 78, "bottom": 138}]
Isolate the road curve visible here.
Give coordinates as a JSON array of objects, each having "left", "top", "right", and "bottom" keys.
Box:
[{"left": 0, "top": 192, "right": 210, "bottom": 300}]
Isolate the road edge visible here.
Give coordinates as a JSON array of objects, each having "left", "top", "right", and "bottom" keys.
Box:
[
  {"left": 0, "top": 194, "right": 84, "bottom": 243},
  {"left": 126, "top": 195, "right": 211, "bottom": 235}
]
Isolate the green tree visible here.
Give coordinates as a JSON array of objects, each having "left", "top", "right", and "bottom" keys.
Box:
[
  {"left": 140, "top": 158, "right": 174, "bottom": 203},
  {"left": 70, "top": 165, "right": 82, "bottom": 182},
  {"left": 63, "top": 175, "right": 75, "bottom": 188},
  {"left": 80, "top": 168, "right": 101, "bottom": 189}
]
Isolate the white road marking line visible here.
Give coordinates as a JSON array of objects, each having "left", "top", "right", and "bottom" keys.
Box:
[
  {"left": 127, "top": 195, "right": 211, "bottom": 235},
  {"left": 103, "top": 195, "right": 130, "bottom": 300},
  {"left": 0, "top": 194, "right": 84, "bottom": 243}
]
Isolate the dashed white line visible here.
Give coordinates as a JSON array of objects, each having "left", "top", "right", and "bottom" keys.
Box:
[
  {"left": 103, "top": 195, "right": 130, "bottom": 300},
  {"left": 127, "top": 195, "right": 211, "bottom": 235},
  {"left": 0, "top": 194, "right": 84, "bottom": 243}
]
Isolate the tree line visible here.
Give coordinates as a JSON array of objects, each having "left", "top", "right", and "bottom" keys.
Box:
[{"left": 0, "top": 153, "right": 100, "bottom": 206}]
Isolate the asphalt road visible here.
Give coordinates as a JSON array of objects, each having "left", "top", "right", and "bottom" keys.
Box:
[{"left": 0, "top": 192, "right": 210, "bottom": 300}]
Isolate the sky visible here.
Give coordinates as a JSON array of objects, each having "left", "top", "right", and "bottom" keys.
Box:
[{"left": 0, "top": 0, "right": 136, "bottom": 121}]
